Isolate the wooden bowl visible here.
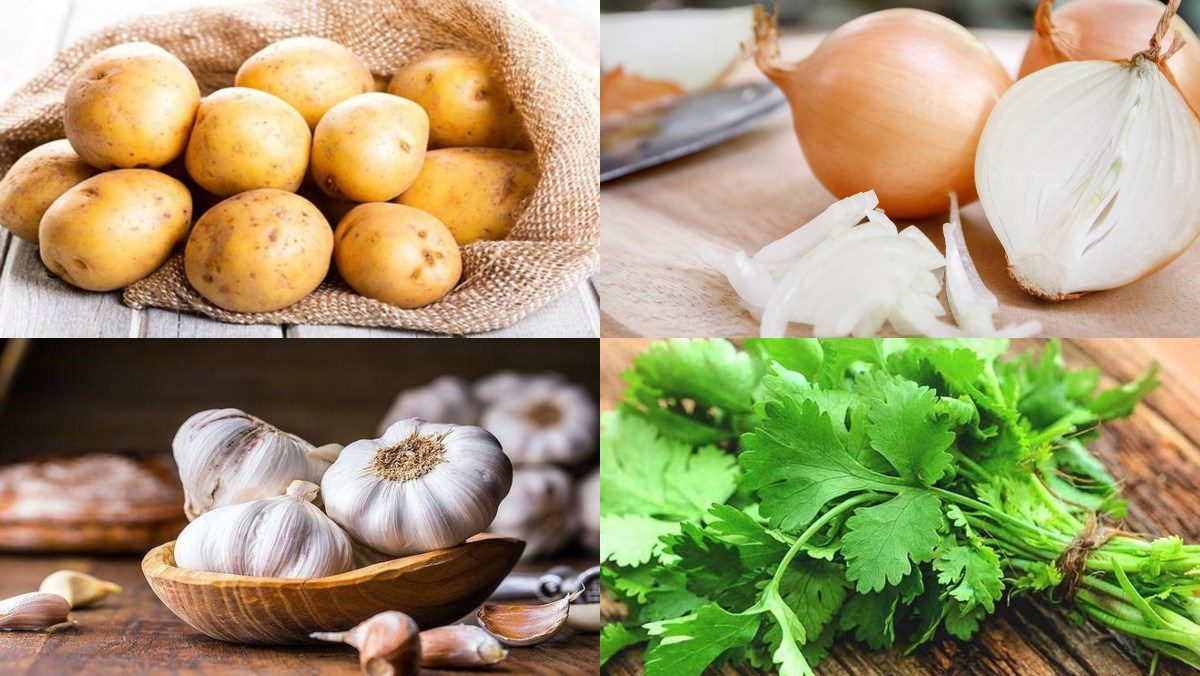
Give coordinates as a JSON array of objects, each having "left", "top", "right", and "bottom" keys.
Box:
[{"left": 143, "top": 533, "right": 524, "bottom": 645}]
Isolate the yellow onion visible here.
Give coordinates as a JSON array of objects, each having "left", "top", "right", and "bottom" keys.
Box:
[
  {"left": 752, "top": 7, "right": 1011, "bottom": 219},
  {"left": 1019, "top": 0, "right": 1200, "bottom": 111}
]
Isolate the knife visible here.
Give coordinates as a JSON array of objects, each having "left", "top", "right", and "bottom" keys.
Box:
[{"left": 600, "top": 82, "right": 787, "bottom": 182}]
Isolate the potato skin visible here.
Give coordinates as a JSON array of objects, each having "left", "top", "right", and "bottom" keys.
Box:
[
  {"left": 333, "top": 203, "right": 461, "bottom": 308},
  {"left": 64, "top": 42, "right": 200, "bottom": 169},
  {"left": 387, "top": 49, "right": 523, "bottom": 149},
  {"left": 39, "top": 169, "right": 192, "bottom": 291},
  {"left": 185, "top": 87, "right": 311, "bottom": 197},
  {"left": 185, "top": 189, "right": 332, "bottom": 312},
  {"left": 311, "top": 93, "right": 429, "bottom": 202},
  {"left": 397, "top": 148, "right": 537, "bottom": 244},
  {"left": 0, "top": 140, "right": 99, "bottom": 243},
  {"left": 235, "top": 37, "right": 374, "bottom": 129}
]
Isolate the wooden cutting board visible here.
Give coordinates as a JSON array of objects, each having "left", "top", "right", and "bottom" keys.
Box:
[
  {"left": 598, "top": 30, "right": 1200, "bottom": 338},
  {"left": 600, "top": 338, "right": 1200, "bottom": 674}
]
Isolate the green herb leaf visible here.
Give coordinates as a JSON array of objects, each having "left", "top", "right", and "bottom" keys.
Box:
[
  {"left": 840, "top": 492, "right": 944, "bottom": 593},
  {"left": 644, "top": 604, "right": 761, "bottom": 676}
]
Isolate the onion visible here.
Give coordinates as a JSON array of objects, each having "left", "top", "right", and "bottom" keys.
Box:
[
  {"left": 751, "top": 7, "right": 1011, "bottom": 219},
  {"left": 703, "top": 191, "right": 1041, "bottom": 338},
  {"left": 976, "top": 0, "right": 1200, "bottom": 300},
  {"left": 1019, "top": 0, "right": 1200, "bottom": 111}
]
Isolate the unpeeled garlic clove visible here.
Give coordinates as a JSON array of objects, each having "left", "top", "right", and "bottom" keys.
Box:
[
  {"left": 0, "top": 592, "right": 72, "bottom": 631},
  {"left": 419, "top": 624, "right": 508, "bottom": 668},
  {"left": 477, "top": 590, "right": 580, "bottom": 646},
  {"left": 312, "top": 610, "right": 420, "bottom": 675},
  {"left": 39, "top": 570, "right": 121, "bottom": 609}
]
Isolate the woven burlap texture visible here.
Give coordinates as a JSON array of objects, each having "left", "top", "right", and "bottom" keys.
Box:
[{"left": 0, "top": 0, "right": 599, "bottom": 335}]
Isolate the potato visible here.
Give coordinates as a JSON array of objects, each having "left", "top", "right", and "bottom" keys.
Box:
[
  {"left": 387, "top": 49, "right": 523, "bottom": 149},
  {"left": 185, "top": 189, "right": 332, "bottom": 312},
  {"left": 333, "top": 203, "right": 460, "bottom": 308},
  {"left": 235, "top": 37, "right": 374, "bottom": 129},
  {"left": 397, "top": 148, "right": 537, "bottom": 244},
  {"left": 64, "top": 42, "right": 200, "bottom": 169},
  {"left": 39, "top": 170, "right": 192, "bottom": 291},
  {"left": 0, "top": 140, "right": 99, "bottom": 243},
  {"left": 311, "top": 93, "right": 429, "bottom": 202},
  {"left": 185, "top": 88, "right": 311, "bottom": 197}
]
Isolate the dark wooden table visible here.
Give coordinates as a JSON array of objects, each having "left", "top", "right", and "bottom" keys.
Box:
[
  {"left": 601, "top": 339, "right": 1200, "bottom": 675},
  {"left": 0, "top": 553, "right": 598, "bottom": 675}
]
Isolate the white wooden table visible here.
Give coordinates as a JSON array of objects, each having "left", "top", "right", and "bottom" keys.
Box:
[{"left": 0, "top": 0, "right": 599, "bottom": 338}]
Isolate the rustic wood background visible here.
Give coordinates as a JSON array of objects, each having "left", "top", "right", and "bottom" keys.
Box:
[
  {"left": 0, "top": 0, "right": 599, "bottom": 338},
  {"left": 601, "top": 338, "right": 1200, "bottom": 675},
  {"left": 0, "top": 338, "right": 599, "bottom": 674},
  {"left": 598, "top": 29, "right": 1200, "bottom": 338}
]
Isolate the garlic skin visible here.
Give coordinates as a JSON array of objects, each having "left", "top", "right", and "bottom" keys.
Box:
[
  {"left": 478, "top": 591, "right": 579, "bottom": 646},
  {"left": 322, "top": 419, "right": 513, "bottom": 557},
  {"left": 173, "top": 408, "right": 334, "bottom": 520},
  {"left": 488, "top": 466, "right": 578, "bottom": 560},
  {"left": 174, "top": 480, "right": 354, "bottom": 579},
  {"left": 976, "top": 56, "right": 1200, "bottom": 300},
  {"left": 578, "top": 468, "right": 599, "bottom": 553},
  {"left": 477, "top": 373, "right": 598, "bottom": 465},
  {"left": 378, "top": 376, "right": 479, "bottom": 434},
  {"left": 312, "top": 610, "right": 420, "bottom": 675},
  {"left": 0, "top": 592, "right": 71, "bottom": 631},
  {"left": 39, "top": 570, "right": 121, "bottom": 609}
]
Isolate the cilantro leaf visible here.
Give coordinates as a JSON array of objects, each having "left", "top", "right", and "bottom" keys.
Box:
[
  {"left": 740, "top": 397, "right": 898, "bottom": 531},
  {"left": 1088, "top": 362, "right": 1159, "bottom": 420},
  {"left": 840, "top": 491, "right": 944, "bottom": 593},
  {"left": 705, "top": 504, "right": 791, "bottom": 570},
  {"left": 600, "top": 412, "right": 736, "bottom": 520},
  {"left": 839, "top": 588, "right": 900, "bottom": 649},
  {"left": 935, "top": 542, "right": 1004, "bottom": 613},
  {"left": 600, "top": 623, "right": 646, "bottom": 665},
  {"left": 644, "top": 604, "right": 761, "bottom": 676},
  {"left": 601, "top": 514, "right": 678, "bottom": 567},
  {"left": 622, "top": 338, "right": 761, "bottom": 443},
  {"left": 862, "top": 374, "right": 956, "bottom": 485},
  {"left": 746, "top": 338, "right": 824, "bottom": 379}
]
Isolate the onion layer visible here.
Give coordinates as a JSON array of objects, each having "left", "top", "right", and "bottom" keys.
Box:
[
  {"left": 1019, "top": 0, "right": 1200, "bottom": 112},
  {"left": 752, "top": 7, "right": 1011, "bottom": 218}
]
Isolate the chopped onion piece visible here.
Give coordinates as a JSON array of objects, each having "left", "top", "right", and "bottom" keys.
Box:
[{"left": 752, "top": 191, "right": 877, "bottom": 263}]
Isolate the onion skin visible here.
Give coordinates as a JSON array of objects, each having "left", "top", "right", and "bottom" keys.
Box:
[
  {"left": 1020, "top": 0, "right": 1200, "bottom": 112},
  {"left": 753, "top": 7, "right": 1011, "bottom": 219}
]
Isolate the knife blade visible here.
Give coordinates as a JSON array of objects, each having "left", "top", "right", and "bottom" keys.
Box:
[{"left": 600, "top": 82, "right": 787, "bottom": 182}]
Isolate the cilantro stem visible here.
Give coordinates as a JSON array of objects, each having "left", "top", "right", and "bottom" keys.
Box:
[{"left": 762, "top": 493, "right": 880, "bottom": 601}]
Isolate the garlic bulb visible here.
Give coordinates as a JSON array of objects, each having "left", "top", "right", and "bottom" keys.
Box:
[
  {"left": 488, "top": 466, "right": 578, "bottom": 560},
  {"left": 321, "top": 419, "right": 513, "bottom": 557},
  {"left": 478, "top": 373, "right": 598, "bottom": 465},
  {"left": 976, "top": 1, "right": 1200, "bottom": 300},
  {"left": 578, "top": 468, "right": 599, "bottom": 552},
  {"left": 174, "top": 480, "right": 354, "bottom": 579},
  {"left": 173, "top": 408, "right": 334, "bottom": 520},
  {"left": 378, "top": 376, "right": 479, "bottom": 434}
]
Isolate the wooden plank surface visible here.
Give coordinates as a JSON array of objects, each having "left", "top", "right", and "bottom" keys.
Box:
[
  {"left": 0, "top": 553, "right": 597, "bottom": 675},
  {"left": 600, "top": 338, "right": 1200, "bottom": 675},
  {"left": 0, "top": 0, "right": 598, "bottom": 339},
  {"left": 597, "top": 29, "right": 1200, "bottom": 338}
]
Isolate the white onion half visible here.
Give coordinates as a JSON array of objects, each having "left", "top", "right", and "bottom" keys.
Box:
[{"left": 976, "top": 58, "right": 1200, "bottom": 299}]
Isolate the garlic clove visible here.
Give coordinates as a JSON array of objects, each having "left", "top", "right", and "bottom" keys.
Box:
[
  {"left": 0, "top": 592, "right": 73, "bottom": 631},
  {"left": 419, "top": 624, "right": 508, "bottom": 668},
  {"left": 38, "top": 570, "right": 121, "bottom": 609},
  {"left": 312, "top": 611, "right": 420, "bottom": 675},
  {"left": 477, "top": 590, "right": 580, "bottom": 646}
]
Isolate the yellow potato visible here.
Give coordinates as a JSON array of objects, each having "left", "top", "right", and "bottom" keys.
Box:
[
  {"left": 397, "top": 148, "right": 537, "bottom": 244},
  {"left": 185, "top": 87, "right": 311, "bottom": 197},
  {"left": 0, "top": 140, "right": 99, "bottom": 243},
  {"left": 64, "top": 42, "right": 200, "bottom": 169},
  {"left": 39, "top": 170, "right": 192, "bottom": 291},
  {"left": 387, "top": 49, "right": 523, "bottom": 149},
  {"left": 235, "top": 37, "right": 374, "bottom": 129},
  {"left": 185, "top": 189, "right": 332, "bottom": 312},
  {"left": 333, "top": 203, "right": 461, "bottom": 308},
  {"left": 311, "top": 93, "right": 429, "bottom": 202}
]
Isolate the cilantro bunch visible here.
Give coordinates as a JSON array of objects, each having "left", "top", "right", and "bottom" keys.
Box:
[{"left": 600, "top": 338, "right": 1200, "bottom": 674}]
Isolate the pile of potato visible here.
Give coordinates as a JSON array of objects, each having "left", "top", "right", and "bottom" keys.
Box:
[{"left": 0, "top": 38, "right": 539, "bottom": 312}]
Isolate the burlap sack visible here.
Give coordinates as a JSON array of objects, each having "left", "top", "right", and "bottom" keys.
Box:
[{"left": 0, "top": 0, "right": 599, "bottom": 335}]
